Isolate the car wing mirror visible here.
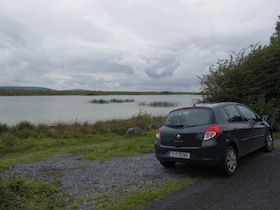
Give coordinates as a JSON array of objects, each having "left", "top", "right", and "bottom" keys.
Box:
[
  {"left": 262, "top": 115, "right": 269, "bottom": 121},
  {"left": 249, "top": 119, "right": 256, "bottom": 127}
]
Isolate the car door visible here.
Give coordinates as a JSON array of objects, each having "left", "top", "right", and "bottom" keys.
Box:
[
  {"left": 222, "top": 105, "right": 252, "bottom": 155},
  {"left": 237, "top": 105, "right": 266, "bottom": 150}
]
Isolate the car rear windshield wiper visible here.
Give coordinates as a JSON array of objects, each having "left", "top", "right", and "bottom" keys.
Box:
[{"left": 165, "top": 124, "right": 185, "bottom": 128}]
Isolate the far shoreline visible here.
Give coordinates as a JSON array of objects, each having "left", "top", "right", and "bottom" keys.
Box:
[{"left": 0, "top": 89, "right": 202, "bottom": 96}]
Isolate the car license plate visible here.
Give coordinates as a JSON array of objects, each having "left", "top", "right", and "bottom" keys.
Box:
[{"left": 169, "top": 151, "right": 191, "bottom": 159}]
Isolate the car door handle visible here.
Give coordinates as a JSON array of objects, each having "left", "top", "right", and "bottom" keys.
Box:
[{"left": 233, "top": 128, "right": 238, "bottom": 132}]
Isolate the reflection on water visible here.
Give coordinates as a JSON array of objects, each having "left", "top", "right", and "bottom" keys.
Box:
[{"left": 0, "top": 95, "right": 201, "bottom": 125}]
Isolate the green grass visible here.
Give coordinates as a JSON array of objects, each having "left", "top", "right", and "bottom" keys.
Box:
[
  {"left": 0, "top": 112, "right": 164, "bottom": 167},
  {"left": 0, "top": 175, "right": 65, "bottom": 209},
  {"left": 76, "top": 132, "right": 155, "bottom": 161}
]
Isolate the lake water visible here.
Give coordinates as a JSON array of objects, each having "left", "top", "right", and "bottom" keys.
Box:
[{"left": 0, "top": 95, "right": 201, "bottom": 125}]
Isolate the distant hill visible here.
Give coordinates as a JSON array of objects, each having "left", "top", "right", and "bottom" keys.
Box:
[{"left": 0, "top": 86, "right": 53, "bottom": 91}]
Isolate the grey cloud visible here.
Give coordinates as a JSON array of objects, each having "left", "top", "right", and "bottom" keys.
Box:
[{"left": 0, "top": 0, "right": 279, "bottom": 91}]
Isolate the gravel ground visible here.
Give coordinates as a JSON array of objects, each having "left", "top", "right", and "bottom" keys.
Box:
[{"left": 2, "top": 153, "right": 190, "bottom": 209}]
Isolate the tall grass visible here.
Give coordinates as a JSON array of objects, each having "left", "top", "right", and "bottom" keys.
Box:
[{"left": 0, "top": 112, "right": 164, "bottom": 164}]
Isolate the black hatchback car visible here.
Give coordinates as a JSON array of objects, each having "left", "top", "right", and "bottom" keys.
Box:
[{"left": 155, "top": 102, "right": 273, "bottom": 176}]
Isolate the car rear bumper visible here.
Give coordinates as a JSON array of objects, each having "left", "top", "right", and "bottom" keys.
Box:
[{"left": 155, "top": 140, "right": 226, "bottom": 166}]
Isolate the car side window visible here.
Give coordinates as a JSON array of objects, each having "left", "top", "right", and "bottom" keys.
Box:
[
  {"left": 237, "top": 105, "right": 257, "bottom": 121},
  {"left": 223, "top": 105, "right": 243, "bottom": 122}
]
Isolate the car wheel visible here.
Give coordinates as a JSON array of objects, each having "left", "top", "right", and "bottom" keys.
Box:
[
  {"left": 264, "top": 132, "right": 273, "bottom": 152},
  {"left": 221, "top": 146, "right": 237, "bottom": 176},
  {"left": 160, "top": 161, "right": 175, "bottom": 168}
]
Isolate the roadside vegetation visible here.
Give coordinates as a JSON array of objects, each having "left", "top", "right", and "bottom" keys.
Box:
[{"left": 94, "top": 178, "right": 196, "bottom": 210}]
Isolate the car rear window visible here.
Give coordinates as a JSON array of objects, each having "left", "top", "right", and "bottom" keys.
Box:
[{"left": 164, "top": 108, "right": 214, "bottom": 127}]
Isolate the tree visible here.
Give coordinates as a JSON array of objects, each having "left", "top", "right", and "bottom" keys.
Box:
[{"left": 270, "top": 16, "right": 280, "bottom": 45}]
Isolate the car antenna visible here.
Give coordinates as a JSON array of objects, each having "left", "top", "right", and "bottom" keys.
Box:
[{"left": 190, "top": 95, "right": 196, "bottom": 106}]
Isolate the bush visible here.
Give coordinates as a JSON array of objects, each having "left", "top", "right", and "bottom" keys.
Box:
[
  {"left": 14, "top": 121, "right": 35, "bottom": 131},
  {"left": 245, "top": 95, "right": 280, "bottom": 131}
]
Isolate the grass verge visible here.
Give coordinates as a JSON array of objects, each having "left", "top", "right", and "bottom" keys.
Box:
[
  {"left": 0, "top": 175, "right": 65, "bottom": 209},
  {"left": 94, "top": 178, "right": 197, "bottom": 210}
]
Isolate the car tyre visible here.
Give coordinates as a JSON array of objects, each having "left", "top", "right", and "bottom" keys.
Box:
[
  {"left": 221, "top": 146, "right": 237, "bottom": 176},
  {"left": 263, "top": 132, "right": 273, "bottom": 152},
  {"left": 160, "top": 161, "right": 175, "bottom": 168}
]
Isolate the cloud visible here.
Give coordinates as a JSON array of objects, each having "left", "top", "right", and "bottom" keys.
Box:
[{"left": 0, "top": 0, "right": 279, "bottom": 91}]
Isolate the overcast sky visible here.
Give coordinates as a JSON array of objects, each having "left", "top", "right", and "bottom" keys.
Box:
[{"left": 0, "top": 0, "right": 279, "bottom": 92}]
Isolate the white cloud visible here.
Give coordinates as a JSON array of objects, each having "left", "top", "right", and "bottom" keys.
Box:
[{"left": 0, "top": 0, "right": 279, "bottom": 91}]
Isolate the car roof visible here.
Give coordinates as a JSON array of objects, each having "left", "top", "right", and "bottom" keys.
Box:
[
  {"left": 170, "top": 102, "right": 243, "bottom": 113},
  {"left": 195, "top": 102, "right": 237, "bottom": 109}
]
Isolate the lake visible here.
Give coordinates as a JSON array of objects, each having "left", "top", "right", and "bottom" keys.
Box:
[{"left": 0, "top": 95, "right": 201, "bottom": 125}]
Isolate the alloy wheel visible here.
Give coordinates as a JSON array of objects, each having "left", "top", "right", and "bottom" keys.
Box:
[{"left": 227, "top": 149, "right": 237, "bottom": 173}]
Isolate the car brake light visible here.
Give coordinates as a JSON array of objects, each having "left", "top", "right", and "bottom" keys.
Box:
[
  {"left": 156, "top": 128, "right": 162, "bottom": 140},
  {"left": 203, "top": 125, "right": 221, "bottom": 141}
]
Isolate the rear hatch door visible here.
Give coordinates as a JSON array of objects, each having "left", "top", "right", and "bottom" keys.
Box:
[{"left": 160, "top": 125, "right": 209, "bottom": 147}]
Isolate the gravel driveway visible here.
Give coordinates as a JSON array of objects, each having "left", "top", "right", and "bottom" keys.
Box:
[{"left": 3, "top": 153, "right": 193, "bottom": 209}]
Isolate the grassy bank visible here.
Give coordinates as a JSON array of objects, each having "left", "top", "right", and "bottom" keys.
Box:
[{"left": 0, "top": 112, "right": 164, "bottom": 167}]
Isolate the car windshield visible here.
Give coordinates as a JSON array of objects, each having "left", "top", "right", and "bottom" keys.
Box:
[{"left": 164, "top": 108, "right": 214, "bottom": 127}]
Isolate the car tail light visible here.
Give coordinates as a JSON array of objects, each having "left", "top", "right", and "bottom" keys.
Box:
[
  {"left": 203, "top": 125, "right": 221, "bottom": 141},
  {"left": 156, "top": 127, "right": 162, "bottom": 140}
]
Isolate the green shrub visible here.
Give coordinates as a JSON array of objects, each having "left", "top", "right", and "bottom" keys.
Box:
[
  {"left": 14, "top": 121, "right": 35, "bottom": 130},
  {"left": 245, "top": 95, "right": 280, "bottom": 131},
  {"left": 131, "top": 111, "right": 153, "bottom": 129}
]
